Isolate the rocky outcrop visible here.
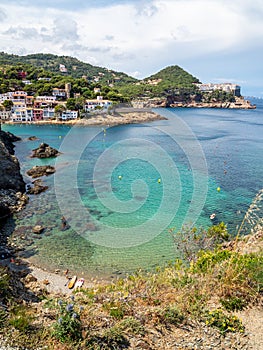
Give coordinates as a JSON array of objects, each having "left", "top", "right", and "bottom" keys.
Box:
[
  {"left": 31, "top": 143, "right": 60, "bottom": 158},
  {"left": 0, "top": 131, "right": 25, "bottom": 192},
  {"left": 28, "top": 136, "right": 38, "bottom": 141},
  {"left": 170, "top": 98, "right": 256, "bottom": 109},
  {"left": 132, "top": 96, "right": 256, "bottom": 109},
  {"left": 26, "top": 179, "right": 48, "bottom": 195},
  {"left": 0, "top": 128, "right": 26, "bottom": 219},
  {"left": 26, "top": 165, "right": 56, "bottom": 178},
  {"left": 131, "top": 98, "right": 167, "bottom": 108}
]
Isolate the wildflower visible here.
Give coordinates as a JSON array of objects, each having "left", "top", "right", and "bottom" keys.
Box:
[
  {"left": 66, "top": 303, "right": 74, "bottom": 312},
  {"left": 72, "top": 313, "right": 77, "bottom": 319},
  {"left": 58, "top": 300, "right": 63, "bottom": 306},
  {"left": 79, "top": 306, "right": 84, "bottom": 312},
  {"left": 70, "top": 295, "right": 75, "bottom": 301},
  {"left": 58, "top": 317, "right": 63, "bottom": 324}
]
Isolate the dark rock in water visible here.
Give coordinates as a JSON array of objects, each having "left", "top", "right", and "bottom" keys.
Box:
[
  {"left": 32, "top": 225, "right": 45, "bottom": 234},
  {"left": 31, "top": 143, "right": 60, "bottom": 158},
  {"left": 26, "top": 165, "right": 56, "bottom": 178},
  {"left": 0, "top": 132, "right": 25, "bottom": 192},
  {"left": 0, "top": 202, "right": 11, "bottom": 219},
  {"left": 27, "top": 179, "right": 48, "bottom": 195},
  {"left": 28, "top": 136, "right": 38, "bottom": 141},
  {"left": 0, "top": 247, "right": 11, "bottom": 260}
]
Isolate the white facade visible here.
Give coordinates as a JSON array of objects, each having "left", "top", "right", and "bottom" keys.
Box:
[
  {"left": 11, "top": 109, "right": 32, "bottom": 122},
  {"left": 43, "top": 108, "right": 55, "bottom": 120},
  {"left": 84, "top": 98, "right": 112, "bottom": 111},
  {"left": 0, "top": 110, "right": 11, "bottom": 120},
  {"left": 52, "top": 88, "right": 66, "bottom": 98},
  {"left": 61, "top": 110, "right": 78, "bottom": 120},
  {"left": 0, "top": 92, "right": 14, "bottom": 102},
  {"left": 195, "top": 83, "right": 241, "bottom": 96},
  {"left": 36, "top": 96, "right": 56, "bottom": 102}
]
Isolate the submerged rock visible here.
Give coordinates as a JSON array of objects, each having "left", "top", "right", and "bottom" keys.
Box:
[
  {"left": 28, "top": 136, "right": 38, "bottom": 141},
  {"left": 26, "top": 165, "right": 56, "bottom": 178},
  {"left": 32, "top": 225, "right": 45, "bottom": 234},
  {"left": 27, "top": 179, "right": 48, "bottom": 195},
  {"left": 31, "top": 143, "right": 60, "bottom": 158}
]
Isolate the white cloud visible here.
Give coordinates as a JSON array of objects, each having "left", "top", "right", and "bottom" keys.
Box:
[{"left": 0, "top": 0, "right": 262, "bottom": 92}]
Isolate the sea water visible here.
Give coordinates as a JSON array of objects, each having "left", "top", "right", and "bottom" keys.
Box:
[{"left": 2, "top": 100, "right": 263, "bottom": 278}]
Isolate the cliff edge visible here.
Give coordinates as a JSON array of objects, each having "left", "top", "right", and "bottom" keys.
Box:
[{"left": 0, "top": 125, "right": 27, "bottom": 219}]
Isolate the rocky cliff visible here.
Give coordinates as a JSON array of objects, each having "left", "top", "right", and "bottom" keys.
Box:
[
  {"left": 0, "top": 126, "right": 27, "bottom": 219},
  {"left": 132, "top": 96, "right": 256, "bottom": 109}
]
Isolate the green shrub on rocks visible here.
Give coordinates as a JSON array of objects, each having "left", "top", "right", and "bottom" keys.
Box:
[
  {"left": 52, "top": 299, "right": 83, "bottom": 343},
  {"left": 205, "top": 309, "right": 244, "bottom": 334}
]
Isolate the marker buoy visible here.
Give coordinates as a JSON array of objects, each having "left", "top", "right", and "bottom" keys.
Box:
[
  {"left": 118, "top": 175, "right": 122, "bottom": 180},
  {"left": 157, "top": 178, "right": 161, "bottom": 183},
  {"left": 217, "top": 187, "right": 221, "bottom": 192}
]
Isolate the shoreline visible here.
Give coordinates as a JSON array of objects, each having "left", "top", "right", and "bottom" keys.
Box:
[{"left": 2, "top": 110, "right": 167, "bottom": 127}]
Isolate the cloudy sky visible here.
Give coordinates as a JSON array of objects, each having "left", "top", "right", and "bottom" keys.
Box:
[{"left": 0, "top": 0, "right": 262, "bottom": 96}]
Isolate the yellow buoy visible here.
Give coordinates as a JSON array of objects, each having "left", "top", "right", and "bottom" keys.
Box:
[
  {"left": 217, "top": 187, "right": 221, "bottom": 192},
  {"left": 118, "top": 175, "right": 122, "bottom": 180},
  {"left": 158, "top": 178, "right": 161, "bottom": 183},
  {"left": 59, "top": 135, "right": 62, "bottom": 139}
]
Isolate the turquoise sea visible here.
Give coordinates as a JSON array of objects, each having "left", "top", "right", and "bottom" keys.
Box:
[{"left": 2, "top": 99, "right": 263, "bottom": 279}]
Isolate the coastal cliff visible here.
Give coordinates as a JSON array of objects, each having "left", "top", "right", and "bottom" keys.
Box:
[
  {"left": 132, "top": 96, "right": 256, "bottom": 109},
  {"left": 0, "top": 126, "right": 27, "bottom": 219}
]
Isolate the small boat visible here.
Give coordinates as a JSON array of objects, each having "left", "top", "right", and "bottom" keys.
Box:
[
  {"left": 210, "top": 213, "right": 216, "bottom": 220},
  {"left": 68, "top": 275, "right": 77, "bottom": 289}
]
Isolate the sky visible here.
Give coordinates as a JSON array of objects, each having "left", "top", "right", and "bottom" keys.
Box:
[{"left": 0, "top": 0, "right": 262, "bottom": 96}]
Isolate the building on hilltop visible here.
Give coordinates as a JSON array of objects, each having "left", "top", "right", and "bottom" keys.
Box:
[
  {"left": 59, "top": 64, "right": 67, "bottom": 73},
  {"left": 195, "top": 83, "right": 241, "bottom": 97},
  {"left": 52, "top": 88, "right": 66, "bottom": 99}
]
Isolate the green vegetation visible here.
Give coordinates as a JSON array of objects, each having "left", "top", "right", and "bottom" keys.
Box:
[
  {"left": 0, "top": 224, "right": 262, "bottom": 349},
  {"left": 118, "top": 65, "right": 200, "bottom": 100},
  {"left": 205, "top": 309, "right": 244, "bottom": 334},
  {"left": 0, "top": 52, "right": 137, "bottom": 84},
  {"left": 52, "top": 299, "right": 82, "bottom": 343},
  {"left": 0, "top": 53, "right": 240, "bottom": 107}
]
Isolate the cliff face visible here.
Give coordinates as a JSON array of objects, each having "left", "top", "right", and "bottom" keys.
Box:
[
  {"left": 0, "top": 128, "right": 26, "bottom": 219},
  {"left": 132, "top": 96, "right": 256, "bottom": 109}
]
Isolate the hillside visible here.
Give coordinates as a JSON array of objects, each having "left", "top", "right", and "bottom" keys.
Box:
[
  {"left": 0, "top": 224, "right": 262, "bottom": 349},
  {"left": 0, "top": 52, "right": 137, "bottom": 86},
  {"left": 146, "top": 65, "right": 200, "bottom": 86},
  {"left": 0, "top": 52, "right": 247, "bottom": 108},
  {"left": 117, "top": 65, "right": 201, "bottom": 100}
]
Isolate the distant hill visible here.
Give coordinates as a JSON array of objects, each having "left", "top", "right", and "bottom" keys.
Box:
[
  {"left": 0, "top": 52, "right": 203, "bottom": 102},
  {"left": 118, "top": 65, "right": 200, "bottom": 99},
  {"left": 145, "top": 65, "right": 200, "bottom": 86},
  {"left": 0, "top": 52, "right": 137, "bottom": 86}
]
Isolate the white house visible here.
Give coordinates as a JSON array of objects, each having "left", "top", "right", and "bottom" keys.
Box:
[
  {"left": 52, "top": 88, "right": 66, "bottom": 98},
  {"left": 35, "top": 96, "right": 56, "bottom": 102},
  {"left": 0, "top": 110, "right": 11, "bottom": 120},
  {"left": 12, "top": 101, "right": 27, "bottom": 111},
  {"left": 11, "top": 108, "right": 33, "bottom": 122},
  {"left": 60, "top": 110, "right": 78, "bottom": 120},
  {"left": 0, "top": 92, "right": 13, "bottom": 103},
  {"left": 84, "top": 98, "right": 112, "bottom": 112},
  {"left": 43, "top": 108, "right": 55, "bottom": 120}
]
